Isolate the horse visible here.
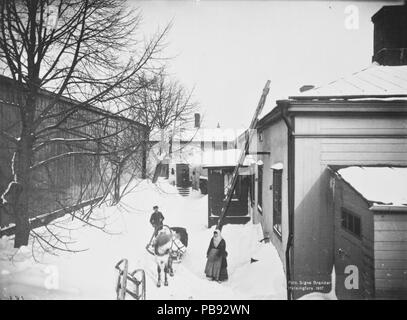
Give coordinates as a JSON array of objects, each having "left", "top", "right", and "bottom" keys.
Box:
[{"left": 153, "top": 230, "right": 174, "bottom": 287}]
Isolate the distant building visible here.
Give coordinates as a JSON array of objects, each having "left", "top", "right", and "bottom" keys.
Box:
[{"left": 149, "top": 115, "right": 245, "bottom": 195}]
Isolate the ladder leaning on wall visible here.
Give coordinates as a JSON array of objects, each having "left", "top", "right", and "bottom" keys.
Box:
[{"left": 216, "top": 80, "right": 271, "bottom": 231}]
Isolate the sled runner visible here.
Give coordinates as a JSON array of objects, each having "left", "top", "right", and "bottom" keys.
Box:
[
  {"left": 146, "top": 225, "right": 188, "bottom": 263},
  {"left": 115, "top": 259, "right": 146, "bottom": 300}
]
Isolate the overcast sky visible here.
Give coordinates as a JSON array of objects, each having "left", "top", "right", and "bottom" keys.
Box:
[{"left": 131, "top": 0, "right": 401, "bottom": 128}]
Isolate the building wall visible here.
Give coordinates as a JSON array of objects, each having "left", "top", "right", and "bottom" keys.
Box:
[
  {"left": 373, "top": 212, "right": 407, "bottom": 299},
  {"left": 0, "top": 79, "right": 145, "bottom": 228},
  {"left": 161, "top": 137, "right": 241, "bottom": 193},
  {"left": 0, "top": 95, "right": 100, "bottom": 227},
  {"left": 292, "top": 113, "right": 407, "bottom": 298},
  {"left": 257, "top": 119, "right": 288, "bottom": 267},
  {"left": 332, "top": 175, "right": 375, "bottom": 299}
]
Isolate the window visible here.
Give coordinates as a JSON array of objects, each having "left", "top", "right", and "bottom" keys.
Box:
[
  {"left": 341, "top": 209, "right": 361, "bottom": 238},
  {"left": 249, "top": 174, "right": 255, "bottom": 206},
  {"left": 258, "top": 131, "right": 263, "bottom": 142},
  {"left": 212, "top": 141, "right": 216, "bottom": 149},
  {"left": 201, "top": 141, "right": 205, "bottom": 151},
  {"left": 224, "top": 172, "right": 239, "bottom": 200},
  {"left": 257, "top": 165, "right": 263, "bottom": 214},
  {"left": 273, "top": 169, "right": 282, "bottom": 237},
  {"left": 223, "top": 141, "right": 228, "bottom": 150}
]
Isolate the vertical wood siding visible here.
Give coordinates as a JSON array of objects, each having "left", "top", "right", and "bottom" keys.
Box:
[
  {"left": 333, "top": 178, "right": 375, "bottom": 299},
  {"left": 292, "top": 114, "right": 407, "bottom": 298},
  {"left": 374, "top": 213, "right": 407, "bottom": 299},
  {"left": 0, "top": 79, "right": 145, "bottom": 228}
]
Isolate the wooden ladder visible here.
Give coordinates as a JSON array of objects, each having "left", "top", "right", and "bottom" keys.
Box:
[{"left": 216, "top": 80, "right": 271, "bottom": 230}]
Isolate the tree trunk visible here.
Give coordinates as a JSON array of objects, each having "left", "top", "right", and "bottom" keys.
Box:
[
  {"left": 169, "top": 135, "right": 173, "bottom": 156},
  {"left": 141, "top": 130, "right": 150, "bottom": 179},
  {"left": 113, "top": 163, "right": 122, "bottom": 204},
  {"left": 13, "top": 132, "right": 34, "bottom": 248},
  {"left": 12, "top": 87, "right": 36, "bottom": 248},
  {"left": 141, "top": 141, "right": 147, "bottom": 179}
]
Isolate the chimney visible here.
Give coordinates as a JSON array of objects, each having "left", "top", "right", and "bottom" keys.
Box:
[
  {"left": 194, "top": 113, "right": 200, "bottom": 128},
  {"left": 372, "top": 5, "right": 407, "bottom": 66},
  {"left": 299, "top": 85, "right": 315, "bottom": 93}
]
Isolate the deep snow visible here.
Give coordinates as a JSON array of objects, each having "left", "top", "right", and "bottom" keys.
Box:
[{"left": 0, "top": 179, "right": 286, "bottom": 300}]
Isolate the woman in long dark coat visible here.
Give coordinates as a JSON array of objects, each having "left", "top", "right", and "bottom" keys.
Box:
[{"left": 205, "top": 229, "right": 228, "bottom": 282}]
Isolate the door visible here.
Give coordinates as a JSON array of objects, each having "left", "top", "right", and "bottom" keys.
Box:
[
  {"left": 176, "top": 164, "right": 190, "bottom": 188},
  {"left": 334, "top": 208, "right": 365, "bottom": 299},
  {"left": 208, "top": 169, "right": 224, "bottom": 217}
]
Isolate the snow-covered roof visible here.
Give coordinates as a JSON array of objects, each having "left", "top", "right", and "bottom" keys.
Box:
[
  {"left": 150, "top": 127, "right": 245, "bottom": 143},
  {"left": 290, "top": 64, "right": 407, "bottom": 100},
  {"left": 165, "top": 147, "right": 255, "bottom": 167},
  {"left": 199, "top": 149, "right": 256, "bottom": 167},
  {"left": 335, "top": 166, "right": 407, "bottom": 209}
]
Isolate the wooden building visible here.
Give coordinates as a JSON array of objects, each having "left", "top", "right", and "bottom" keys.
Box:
[
  {"left": 252, "top": 5, "right": 407, "bottom": 299},
  {"left": 148, "top": 120, "right": 245, "bottom": 196},
  {"left": 255, "top": 65, "right": 407, "bottom": 299},
  {"left": 328, "top": 166, "right": 407, "bottom": 300},
  {"left": 203, "top": 149, "right": 254, "bottom": 228},
  {"left": 0, "top": 75, "right": 147, "bottom": 230}
]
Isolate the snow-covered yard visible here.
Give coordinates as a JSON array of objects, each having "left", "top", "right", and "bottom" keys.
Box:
[{"left": 0, "top": 179, "right": 286, "bottom": 300}]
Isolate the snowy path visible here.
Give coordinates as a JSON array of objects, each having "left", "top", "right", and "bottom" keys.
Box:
[{"left": 0, "top": 179, "right": 286, "bottom": 300}]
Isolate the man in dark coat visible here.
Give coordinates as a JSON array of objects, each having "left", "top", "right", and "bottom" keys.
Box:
[{"left": 150, "top": 205, "right": 164, "bottom": 236}]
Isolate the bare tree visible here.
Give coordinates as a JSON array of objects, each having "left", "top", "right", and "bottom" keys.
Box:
[
  {"left": 128, "top": 70, "right": 198, "bottom": 178},
  {"left": 0, "top": 0, "right": 169, "bottom": 248}
]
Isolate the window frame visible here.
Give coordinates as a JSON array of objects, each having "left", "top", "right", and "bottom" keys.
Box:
[
  {"left": 249, "top": 173, "right": 255, "bottom": 207},
  {"left": 223, "top": 141, "right": 228, "bottom": 150},
  {"left": 258, "top": 130, "right": 263, "bottom": 142},
  {"left": 341, "top": 208, "right": 362, "bottom": 240},
  {"left": 257, "top": 164, "right": 263, "bottom": 214},
  {"left": 223, "top": 170, "right": 240, "bottom": 200},
  {"left": 272, "top": 169, "right": 283, "bottom": 239}
]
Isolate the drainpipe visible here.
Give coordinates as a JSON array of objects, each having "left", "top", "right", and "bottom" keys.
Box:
[{"left": 280, "top": 101, "right": 295, "bottom": 300}]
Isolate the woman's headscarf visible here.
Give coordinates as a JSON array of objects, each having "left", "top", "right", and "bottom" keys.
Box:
[{"left": 212, "top": 229, "right": 222, "bottom": 248}]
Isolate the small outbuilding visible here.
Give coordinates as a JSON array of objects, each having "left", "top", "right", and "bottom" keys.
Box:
[
  {"left": 329, "top": 166, "right": 407, "bottom": 299},
  {"left": 202, "top": 149, "right": 255, "bottom": 228}
]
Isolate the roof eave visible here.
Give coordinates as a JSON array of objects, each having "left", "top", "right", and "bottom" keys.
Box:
[
  {"left": 257, "top": 100, "right": 289, "bottom": 129},
  {"left": 257, "top": 97, "right": 407, "bottom": 129},
  {"left": 288, "top": 94, "right": 407, "bottom": 101},
  {"left": 0, "top": 74, "right": 147, "bottom": 129},
  {"left": 370, "top": 205, "right": 407, "bottom": 213}
]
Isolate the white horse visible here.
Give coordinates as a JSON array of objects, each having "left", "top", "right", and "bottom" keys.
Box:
[{"left": 153, "top": 230, "right": 174, "bottom": 287}]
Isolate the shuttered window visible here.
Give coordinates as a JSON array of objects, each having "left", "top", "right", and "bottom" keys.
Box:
[
  {"left": 273, "top": 169, "right": 282, "bottom": 237},
  {"left": 257, "top": 165, "right": 263, "bottom": 214},
  {"left": 249, "top": 174, "right": 255, "bottom": 206},
  {"left": 341, "top": 209, "right": 361, "bottom": 238}
]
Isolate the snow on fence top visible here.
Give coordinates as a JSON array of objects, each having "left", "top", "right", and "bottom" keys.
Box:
[{"left": 337, "top": 166, "right": 407, "bottom": 208}]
